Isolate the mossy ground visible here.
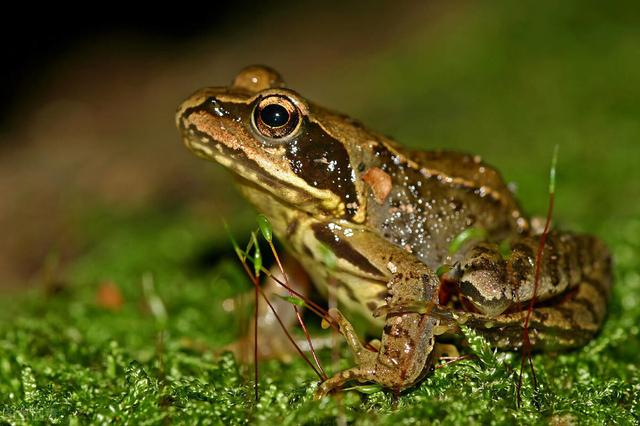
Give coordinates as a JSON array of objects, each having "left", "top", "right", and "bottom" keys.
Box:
[
  {"left": 1, "top": 211, "right": 638, "bottom": 424},
  {"left": 1, "top": 0, "right": 639, "bottom": 424}
]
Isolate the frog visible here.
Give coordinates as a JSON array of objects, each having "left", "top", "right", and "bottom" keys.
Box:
[{"left": 175, "top": 65, "right": 612, "bottom": 397}]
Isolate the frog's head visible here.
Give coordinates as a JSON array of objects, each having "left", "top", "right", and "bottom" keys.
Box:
[{"left": 176, "top": 65, "right": 376, "bottom": 223}]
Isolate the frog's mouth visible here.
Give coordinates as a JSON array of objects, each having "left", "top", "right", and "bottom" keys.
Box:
[
  {"left": 233, "top": 173, "right": 318, "bottom": 213},
  {"left": 183, "top": 132, "right": 323, "bottom": 214}
]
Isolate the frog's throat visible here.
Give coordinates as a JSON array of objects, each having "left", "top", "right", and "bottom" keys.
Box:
[{"left": 234, "top": 174, "right": 353, "bottom": 233}]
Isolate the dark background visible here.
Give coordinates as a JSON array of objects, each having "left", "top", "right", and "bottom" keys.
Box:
[{"left": 0, "top": 5, "right": 243, "bottom": 122}]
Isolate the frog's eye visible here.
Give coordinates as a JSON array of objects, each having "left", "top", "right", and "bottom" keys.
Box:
[{"left": 252, "top": 95, "right": 300, "bottom": 139}]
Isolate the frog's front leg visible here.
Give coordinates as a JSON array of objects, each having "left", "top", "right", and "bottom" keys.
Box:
[
  {"left": 315, "top": 255, "right": 441, "bottom": 398},
  {"left": 315, "top": 308, "right": 378, "bottom": 395}
]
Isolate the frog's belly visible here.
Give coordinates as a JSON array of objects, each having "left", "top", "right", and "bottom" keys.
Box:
[{"left": 296, "top": 255, "right": 388, "bottom": 330}]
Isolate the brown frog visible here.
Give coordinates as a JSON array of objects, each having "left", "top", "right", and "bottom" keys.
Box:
[{"left": 175, "top": 65, "right": 612, "bottom": 397}]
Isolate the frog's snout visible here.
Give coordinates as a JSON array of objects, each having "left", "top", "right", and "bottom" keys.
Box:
[
  {"left": 175, "top": 96, "right": 198, "bottom": 136},
  {"left": 175, "top": 95, "right": 214, "bottom": 160},
  {"left": 175, "top": 86, "right": 228, "bottom": 131}
]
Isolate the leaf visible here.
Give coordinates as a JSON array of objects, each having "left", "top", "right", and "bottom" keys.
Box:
[
  {"left": 316, "top": 242, "right": 337, "bottom": 270},
  {"left": 498, "top": 240, "right": 512, "bottom": 260},
  {"left": 459, "top": 325, "right": 496, "bottom": 369},
  {"left": 276, "top": 294, "right": 306, "bottom": 308},
  {"left": 257, "top": 214, "right": 273, "bottom": 242},
  {"left": 436, "top": 264, "right": 452, "bottom": 278},
  {"left": 448, "top": 227, "right": 487, "bottom": 255}
]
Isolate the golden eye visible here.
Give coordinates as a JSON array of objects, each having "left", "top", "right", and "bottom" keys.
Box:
[{"left": 252, "top": 95, "right": 300, "bottom": 139}]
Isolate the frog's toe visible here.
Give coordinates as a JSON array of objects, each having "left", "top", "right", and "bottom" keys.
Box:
[{"left": 314, "top": 367, "right": 376, "bottom": 399}]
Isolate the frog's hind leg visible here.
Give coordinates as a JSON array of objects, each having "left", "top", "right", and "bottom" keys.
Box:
[
  {"left": 456, "top": 231, "right": 612, "bottom": 349},
  {"left": 456, "top": 232, "right": 611, "bottom": 319},
  {"left": 465, "top": 274, "right": 611, "bottom": 350}
]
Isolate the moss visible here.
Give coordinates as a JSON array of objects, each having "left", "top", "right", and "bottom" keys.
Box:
[{"left": 0, "top": 212, "right": 638, "bottom": 423}]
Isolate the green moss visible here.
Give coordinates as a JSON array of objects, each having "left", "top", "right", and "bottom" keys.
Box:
[{"left": 2, "top": 0, "right": 639, "bottom": 423}]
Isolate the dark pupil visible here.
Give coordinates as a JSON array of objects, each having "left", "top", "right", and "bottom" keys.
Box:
[{"left": 260, "top": 104, "right": 289, "bottom": 127}]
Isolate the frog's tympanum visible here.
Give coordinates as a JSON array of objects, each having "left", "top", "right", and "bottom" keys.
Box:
[{"left": 176, "top": 66, "right": 612, "bottom": 397}]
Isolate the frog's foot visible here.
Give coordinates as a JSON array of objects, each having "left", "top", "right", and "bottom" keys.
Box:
[
  {"left": 314, "top": 308, "right": 378, "bottom": 399},
  {"left": 315, "top": 367, "right": 377, "bottom": 399}
]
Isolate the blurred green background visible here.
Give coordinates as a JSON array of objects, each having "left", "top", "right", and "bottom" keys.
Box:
[{"left": 0, "top": 1, "right": 638, "bottom": 423}]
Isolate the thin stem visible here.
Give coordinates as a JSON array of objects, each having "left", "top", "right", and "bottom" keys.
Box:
[
  {"left": 268, "top": 241, "right": 327, "bottom": 380},
  {"left": 234, "top": 249, "right": 324, "bottom": 380},
  {"left": 254, "top": 280, "right": 259, "bottom": 402},
  {"left": 517, "top": 145, "right": 558, "bottom": 407},
  {"left": 241, "top": 251, "right": 339, "bottom": 332}
]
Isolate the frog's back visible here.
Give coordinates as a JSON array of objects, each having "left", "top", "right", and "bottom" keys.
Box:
[
  {"left": 363, "top": 144, "right": 529, "bottom": 268},
  {"left": 408, "top": 150, "right": 512, "bottom": 196}
]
